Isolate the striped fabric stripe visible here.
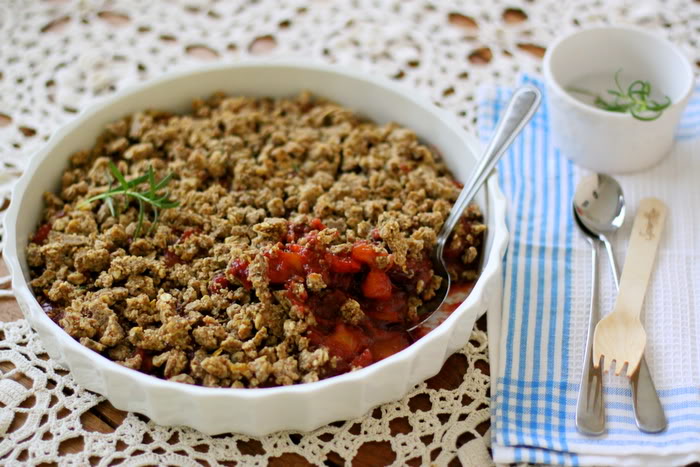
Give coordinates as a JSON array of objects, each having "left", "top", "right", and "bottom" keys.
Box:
[
  {"left": 675, "top": 84, "right": 700, "bottom": 140},
  {"left": 482, "top": 76, "right": 700, "bottom": 466}
]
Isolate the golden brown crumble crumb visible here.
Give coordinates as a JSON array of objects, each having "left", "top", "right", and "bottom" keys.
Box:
[{"left": 28, "top": 92, "right": 485, "bottom": 388}]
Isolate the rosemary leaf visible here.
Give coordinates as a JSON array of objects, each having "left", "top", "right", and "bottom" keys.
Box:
[
  {"left": 80, "top": 162, "right": 179, "bottom": 238},
  {"left": 567, "top": 69, "right": 671, "bottom": 121}
]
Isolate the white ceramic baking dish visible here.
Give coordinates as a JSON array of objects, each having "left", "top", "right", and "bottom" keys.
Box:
[{"left": 4, "top": 61, "right": 507, "bottom": 436}]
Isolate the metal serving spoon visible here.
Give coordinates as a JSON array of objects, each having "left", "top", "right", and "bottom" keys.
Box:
[
  {"left": 408, "top": 85, "right": 541, "bottom": 332},
  {"left": 573, "top": 174, "right": 667, "bottom": 434}
]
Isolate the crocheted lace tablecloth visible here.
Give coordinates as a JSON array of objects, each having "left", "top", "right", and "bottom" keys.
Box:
[{"left": 0, "top": 1, "right": 696, "bottom": 465}]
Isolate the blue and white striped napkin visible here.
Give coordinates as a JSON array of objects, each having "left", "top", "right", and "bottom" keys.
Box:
[{"left": 481, "top": 75, "right": 700, "bottom": 466}]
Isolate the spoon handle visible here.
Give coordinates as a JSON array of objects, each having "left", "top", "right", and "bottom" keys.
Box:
[
  {"left": 576, "top": 238, "right": 606, "bottom": 435},
  {"left": 601, "top": 237, "right": 620, "bottom": 290},
  {"left": 435, "top": 85, "right": 541, "bottom": 250},
  {"left": 632, "top": 358, "right": 667, "bottom": 432}
]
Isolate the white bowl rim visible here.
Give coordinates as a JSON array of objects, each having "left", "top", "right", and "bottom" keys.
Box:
[
  {"left": 4, "top": 60, "right": 508, "bottom": 401},
  {"left": 543, "top": 25, "right": 695, "bottom": 119}
]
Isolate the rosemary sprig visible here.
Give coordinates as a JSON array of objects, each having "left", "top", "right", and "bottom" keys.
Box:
[
  {"left": 568, "top": 69, "right": 671, "bottom": 121},
  {"left": 80, "top": 162, "right": 179, "bottom": 237}
]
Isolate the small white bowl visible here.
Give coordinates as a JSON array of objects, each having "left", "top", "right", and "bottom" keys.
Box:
[
  {"left": 4, "top": 62, "right": 508, "bottom": 435},
  {"left": 544, "top": 26, "right": 694, "bottom": 174}
]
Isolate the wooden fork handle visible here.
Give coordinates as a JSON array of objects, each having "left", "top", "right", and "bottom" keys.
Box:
[{"left": 616, "top": 198, "right": 667, "bottom": 319}]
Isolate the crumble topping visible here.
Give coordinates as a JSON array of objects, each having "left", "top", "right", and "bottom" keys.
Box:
[{"left": 28, "top": 92, "right": 485, "bottom": 388}]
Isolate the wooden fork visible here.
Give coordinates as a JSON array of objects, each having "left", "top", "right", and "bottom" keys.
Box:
[{"left": 593, "top": 198, "right": 667, "bottom": 377}]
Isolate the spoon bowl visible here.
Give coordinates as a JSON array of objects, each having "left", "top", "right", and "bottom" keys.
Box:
[
  {"left": 574, "top": 173, "right": 626, "bottom": 288},
  {"left": 573, "top": 206, "right": 598, "bottom": 245},
  {"left": 574, "top": 173, "right": 626, "bottom": 237}
]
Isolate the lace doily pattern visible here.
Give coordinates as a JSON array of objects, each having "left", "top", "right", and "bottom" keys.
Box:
[
  {"left": 2, "top": 0, "right": 697, "bottom": 185},
  {"left": 0, "top": 0, "right": 697, "bottom": 464},
  {"left": 0, "top": 320, "right": 490, "bottom": 466}
]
